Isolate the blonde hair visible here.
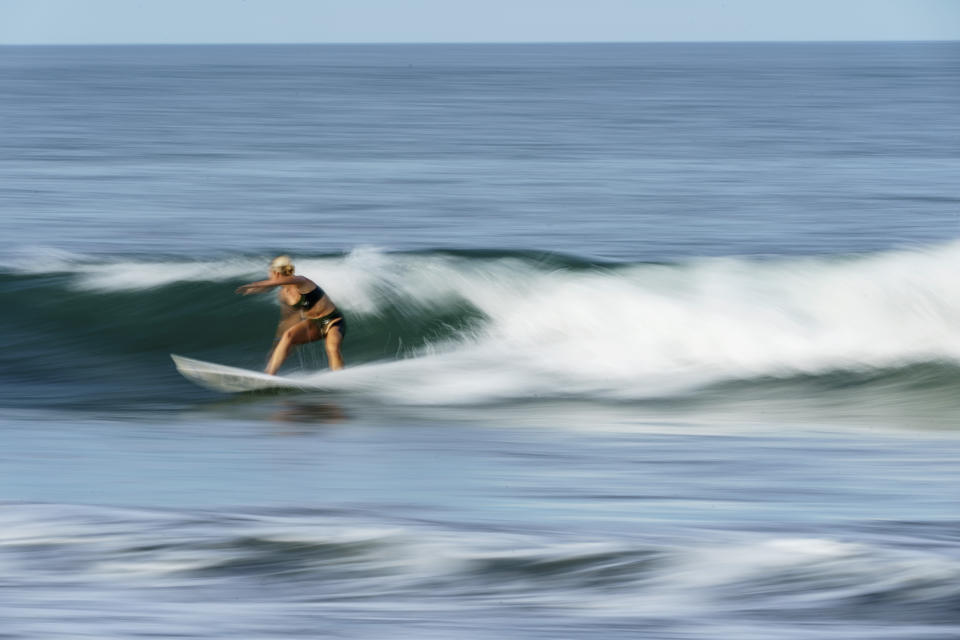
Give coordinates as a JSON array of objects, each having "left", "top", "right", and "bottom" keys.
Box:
[{"left": 269, "top": 255, "right": 295, "bottom": 276}]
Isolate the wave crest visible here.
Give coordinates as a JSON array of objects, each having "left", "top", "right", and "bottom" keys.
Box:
[{"left": 6, "top": 244, "right": 960, "bottom": 406}]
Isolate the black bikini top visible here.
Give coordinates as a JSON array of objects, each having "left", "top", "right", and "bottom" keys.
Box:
[{"left": 291, "top": 287, "right": 324, "bottom": 309}]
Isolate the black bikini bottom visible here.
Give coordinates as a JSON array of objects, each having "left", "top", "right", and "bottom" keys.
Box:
[{"left": 311, "top": 310, "right": 346, "bottom": 338}]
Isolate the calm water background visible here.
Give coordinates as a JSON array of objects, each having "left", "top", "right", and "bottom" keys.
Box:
[{"left": 2, "top": 42, "right": 960, "bottom": 639}]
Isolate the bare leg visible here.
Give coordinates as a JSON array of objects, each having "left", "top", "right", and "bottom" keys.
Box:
[
  {"left": 325, "top": 324, "right": 345, "bottom": 371},
  {"left": 266, "top": 320, "right": 321, "bottom": 375},
  {"left": 267, "top": 310, "right": 302, "bottom": 368}
]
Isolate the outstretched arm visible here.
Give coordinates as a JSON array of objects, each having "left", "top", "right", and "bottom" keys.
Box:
[{"left": 235, "top": 275, "right": 308, "bottom": 295}]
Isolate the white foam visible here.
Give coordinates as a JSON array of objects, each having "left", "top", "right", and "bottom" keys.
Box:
[
  {"left": 593, "top": 534, "right": 960, "bottom": 619},
  {"left": 280, "top": 242, "right": 960, "bottom": 404}
]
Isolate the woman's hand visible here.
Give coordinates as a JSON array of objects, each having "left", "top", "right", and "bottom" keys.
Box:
[{"left": 235, "top": 284, "right": 264, "bottom": 295}]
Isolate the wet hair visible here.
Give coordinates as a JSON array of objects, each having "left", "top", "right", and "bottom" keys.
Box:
[{"left": 270, "top": 255, "right": 295, "bottom": 276}]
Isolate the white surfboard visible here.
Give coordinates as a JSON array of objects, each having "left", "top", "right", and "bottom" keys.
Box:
[{"left": 171, "top": 354, "right": 310, "bottom": 393}]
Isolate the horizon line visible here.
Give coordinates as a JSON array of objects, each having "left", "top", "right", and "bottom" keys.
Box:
[{"left": 2, "top": 38, "right": 958, "bottom": 47}]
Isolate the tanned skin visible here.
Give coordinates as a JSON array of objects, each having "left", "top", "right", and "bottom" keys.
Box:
[{"left": 236, "top": 269, "right": 344, "bottom": 375}]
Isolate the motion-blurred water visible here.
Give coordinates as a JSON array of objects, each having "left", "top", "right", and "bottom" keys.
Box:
[{"left": 2, "top": 42, "right": 960, "bottom": 639}]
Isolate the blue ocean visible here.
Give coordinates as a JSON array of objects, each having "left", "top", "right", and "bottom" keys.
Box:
[{"left": 2, "top": 42, "right": 960, "bottom": 639}]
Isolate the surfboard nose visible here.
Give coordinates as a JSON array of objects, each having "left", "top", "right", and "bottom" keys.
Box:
[{"left": 171, "top": 354, "right": 299, "bottom": 393}]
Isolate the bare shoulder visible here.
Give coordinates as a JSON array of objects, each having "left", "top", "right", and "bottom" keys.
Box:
[{"left": 296, "top": 275, "right": 318, "bottom": 291}]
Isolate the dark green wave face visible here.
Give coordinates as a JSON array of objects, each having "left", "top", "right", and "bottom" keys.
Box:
[
  {"left": 0, "top": 254, "right": 488, "bottom": 409},
  {"left": 5, "top": 245, "right": 960, "bottom": 421}
]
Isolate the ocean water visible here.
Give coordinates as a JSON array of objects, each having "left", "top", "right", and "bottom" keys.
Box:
[{"left": 2, "top": 42, "right": 960, "bottom": 639}]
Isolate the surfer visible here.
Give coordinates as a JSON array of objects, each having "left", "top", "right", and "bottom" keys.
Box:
[{"left": 235, "top": 255, "right": 345, "bottom": 375}]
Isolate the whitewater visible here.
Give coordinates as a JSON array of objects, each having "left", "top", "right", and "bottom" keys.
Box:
[{"left": 7, "top": 243, "right": 960, "bottom": 411}]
